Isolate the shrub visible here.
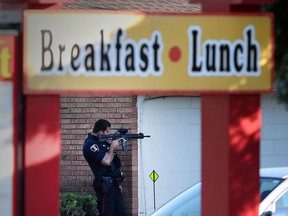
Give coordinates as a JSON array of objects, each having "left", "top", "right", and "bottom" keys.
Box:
[{"left": 60, "top": 192, "right": 98, "bottom": 216}]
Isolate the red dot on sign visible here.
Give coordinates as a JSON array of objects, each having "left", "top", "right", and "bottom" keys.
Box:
[{"left": 169, "top": 46, "right": 181, "bottom": 62}]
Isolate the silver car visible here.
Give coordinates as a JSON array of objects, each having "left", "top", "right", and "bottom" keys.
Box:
[{"left": 151, "top": 167, "right": 288, "bottom": 216}]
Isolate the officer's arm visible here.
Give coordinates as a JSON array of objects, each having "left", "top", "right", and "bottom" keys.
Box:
[{"left": 101, "top": 139, "right": 120, "bottom": 166}]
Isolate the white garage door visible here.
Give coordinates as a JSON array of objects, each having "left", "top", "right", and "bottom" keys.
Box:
[
  {"left": 138, "top": 94, "right": 288, "bottom": 215},
  {"left": 261, "top": 94, "right": 288, "bottom": 168},
  {"left": 138, "top": 96, "right": 201, "bottom": 215}
]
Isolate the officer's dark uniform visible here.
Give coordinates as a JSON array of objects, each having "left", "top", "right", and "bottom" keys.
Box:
[{"left": 83, "top": 133, "right": 125, "bottom": 216}]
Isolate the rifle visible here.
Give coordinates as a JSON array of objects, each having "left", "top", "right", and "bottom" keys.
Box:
[{"left": 98, "top": 128, "right": 150, "bottom": 152}]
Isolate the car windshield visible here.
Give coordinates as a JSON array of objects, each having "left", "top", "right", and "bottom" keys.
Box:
[
  {"left": 152, "top": 182, "right": 201, "bottom": 216},
  {"left": 260, "top": 177, "right": 283, "bottom": 201},
  {"left": 152, "top": 177, "right": 284, "bottom": 216}
]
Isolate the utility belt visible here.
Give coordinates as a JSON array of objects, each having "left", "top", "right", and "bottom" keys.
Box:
[
  {"left": 101, "top": 176, "right": 124, "bottom": 192},
  {"left": 93, "top": 175, "right": 124, "bottom": 192},
  {"left": 102, "top": 176, "right": 123, "bottom": 186}
]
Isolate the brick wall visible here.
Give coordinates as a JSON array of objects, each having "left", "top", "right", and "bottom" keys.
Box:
[{"left": 60, "top": 95, "right": 138, "bottom": 215}]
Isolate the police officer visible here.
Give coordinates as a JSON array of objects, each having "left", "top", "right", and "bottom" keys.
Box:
[{"left": 83, "top": 119, "right": 125, "bottom": 216}]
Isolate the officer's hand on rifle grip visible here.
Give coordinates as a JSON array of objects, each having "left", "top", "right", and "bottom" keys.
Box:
[{"left": 110, "top": 138, "right": 123, "bottom": 150}]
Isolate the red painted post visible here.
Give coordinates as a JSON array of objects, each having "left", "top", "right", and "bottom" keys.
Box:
[
  {"left": 202, "top": 95, "right": 261, "bottom": 216},
  {"left": 188, "top": 0, "right": 274, "bottom": 216},
  {"left": 24, "top": 95, "right": 60, "bottom": 216},
  {"left": 21, "top": 2, "right": 70, "bottom": 216}
]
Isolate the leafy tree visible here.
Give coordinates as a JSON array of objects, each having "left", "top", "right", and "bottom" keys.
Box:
[{"left": 263, "top": 0, "right": 288, "bottom": 107}]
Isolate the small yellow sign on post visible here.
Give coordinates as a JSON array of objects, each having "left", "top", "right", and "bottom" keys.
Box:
[
  {"left": 149, "top": 170, "right": 159, "bottom": 210},
  {"left": 149, "top": 170, "right": 159, "bottom": 182}
]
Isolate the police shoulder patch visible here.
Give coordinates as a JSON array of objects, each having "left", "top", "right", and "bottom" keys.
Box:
[{"left": 90, "top": 144, "right": 99, "bottom": 152}]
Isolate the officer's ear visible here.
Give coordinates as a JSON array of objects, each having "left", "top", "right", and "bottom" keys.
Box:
[{"left": 98, "top": 130, "right": 105, "bottom": 135}]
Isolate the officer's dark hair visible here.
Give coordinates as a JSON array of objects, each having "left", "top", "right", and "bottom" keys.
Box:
[{"left": 93, "top": 119, "right": 111, "bottom": 133}]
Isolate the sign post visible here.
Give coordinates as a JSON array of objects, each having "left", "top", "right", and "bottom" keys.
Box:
[
  {"left": 149, "top": 170, "right": 159, "bottom": 210},
  {"left": 22, "top": 10, "right": 274, "bottom": 216}
]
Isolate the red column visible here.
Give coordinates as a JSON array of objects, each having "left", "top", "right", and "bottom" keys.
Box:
[
  {"left": 202, "top": 95, "right": 261, "bottom": 216},
  {"left": 24, "top": 95, "right": 60, "bottom": 216},
  {"left": 189, "top": 1, "right": 273, "bottom": 215},
  {"left": 21, "top": 2, "right": 69, "bottom": 216}
]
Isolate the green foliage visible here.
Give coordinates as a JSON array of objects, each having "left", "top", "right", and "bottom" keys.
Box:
[
  {"left": 60, "top": 192, "right": 98, "bottom": 216},
  {"left": 263, "top": 0, "right": 288, "bottom": 107}
]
